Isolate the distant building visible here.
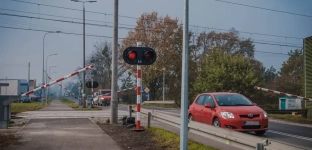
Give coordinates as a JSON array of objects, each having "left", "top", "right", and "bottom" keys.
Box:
[{"left": 0, "top": 79, "right": 36, "bottom": 96}]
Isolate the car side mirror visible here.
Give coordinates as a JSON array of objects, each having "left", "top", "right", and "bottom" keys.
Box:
[
  {"left": 204, "top": 104, "right": 211, "bottom": 108},
  {"left": 253, "top": 103, "right": 257, "bottom": 106}
]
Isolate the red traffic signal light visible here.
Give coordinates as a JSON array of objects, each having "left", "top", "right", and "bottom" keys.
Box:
[
  {"left": 128, "top": 51, "right": 137, "bottom": 60},
  {"left": 123, "top": 46, "right": 157, "bottom": 65}
]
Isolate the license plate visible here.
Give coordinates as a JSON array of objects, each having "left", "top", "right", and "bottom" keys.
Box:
[{"left": 244, "top": 121, "right": 259, "bottom": 125}]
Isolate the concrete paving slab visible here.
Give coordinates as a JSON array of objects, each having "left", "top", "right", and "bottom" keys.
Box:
[
  {"left": 6, "top": 118, "right": 121, "bottom": 150},
  {"left": 39, "top": 100, "right": 75, "bottom": 111}
]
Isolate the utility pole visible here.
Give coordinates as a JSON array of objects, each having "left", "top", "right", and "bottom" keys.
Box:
[
  {"left": 110, "top": 0, "right": 118, "bottom": 124},
  {"left": 162, "top": 68, "right": 165, "bottom": 101},
  {"left": 28, "top": 62, "right": 30, "bottom": 92},
  {"left": 71, "top": 0, "right": 97, "bottom": 108},
  {"left": 180, "top": 0, "right": 189, "bottom": 150}
]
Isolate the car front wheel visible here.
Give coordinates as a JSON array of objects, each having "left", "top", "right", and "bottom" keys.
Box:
[
  {"left": 188, "top": 114, "right": 194, "bottom": 122},
  {"left": 213, "top": 118, "right": 221, "bottom": 127}
]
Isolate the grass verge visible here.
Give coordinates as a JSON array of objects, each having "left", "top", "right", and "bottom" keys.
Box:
[
  {"left": 143, "top": 103, "right": 179, "bottom": 108},
  {"left": 0, "top": 133, "right": 22, "bottom": 149},
  {"left": 61, "top": 98, "right": 102, "bottom": 110},
  {"left": 268, "top": 114, "right": 312, "bottom": 124},
  {"left": 11, "top": 101, "right": 49, "bottom": 113},
  {"left": 148, "top": 127, "right": 216, "bottom": 150}
]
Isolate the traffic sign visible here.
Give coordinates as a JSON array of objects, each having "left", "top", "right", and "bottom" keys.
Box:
[
  {"left": 144, "top": 87, "right": 150, "bottom": 93},
  {"left": 141, "top": 87, "right": 145, "bottom": 93}
]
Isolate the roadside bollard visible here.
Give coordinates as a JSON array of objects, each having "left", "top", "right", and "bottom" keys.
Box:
[
  {"left": 256, "top": 143, "right": 264, "bottom": 150},
  {"left": 128, "top": 105, "right": 132, "bottom": 117},
  {"left": 147, "top": 112, "right": 151, "bottom": 128}
]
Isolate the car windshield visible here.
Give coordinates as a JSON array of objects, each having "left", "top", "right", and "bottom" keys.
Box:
[
  {"left": 101, "top": 91, "right": 111, "bottom": 95},
  {"left": 214, "top": 94, "right": 253, "bottom": 106}
]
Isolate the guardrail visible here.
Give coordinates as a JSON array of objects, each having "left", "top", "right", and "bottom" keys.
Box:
[
  {"left": 265, "top": 109, "right": 301, "bottom": 114},
  {"left": 130, "top": 106, "right": 306, "bottom": 150},
  {"left": 142, "top": 100, "right": 175, "bottom": 104}
]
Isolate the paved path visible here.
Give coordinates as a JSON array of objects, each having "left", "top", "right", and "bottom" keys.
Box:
[
  {"left": 7, "top": 118, "right": 121, "bottom": 150},
  {"left": 39, "top": 100, "right": 75, "bottom": 111}
]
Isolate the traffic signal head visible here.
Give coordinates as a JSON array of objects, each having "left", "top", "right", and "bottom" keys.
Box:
[
  {"left": 123, "top": 46, "right": 157, "bottom": 65},
  {"left": 86, "top": 81, "right": 99, "bottom": 88}
]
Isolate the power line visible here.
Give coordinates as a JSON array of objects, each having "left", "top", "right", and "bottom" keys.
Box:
[
  {"left": 0, "top": 12, "right": 304, "bottom": 47},
  {"left": 0, "top": 20, "right": 301, "bottom": 48},
  {"left": 190, "top": 25, "right": 303, "bottom": 40},
  {"left": 0, "top": 25, "right": 300, "bottom": 55},
  {"left": 213, "top": 0, "right": 312, "bottom": 18},
  {"left": 0, "top": 7, "right": 132, "bottom": 27},
  {"left": 5, "top": 0, "right": 305, "bottom": 39},
  {"left": 0, "top": 25, "right": 120, "bottom": 39}
]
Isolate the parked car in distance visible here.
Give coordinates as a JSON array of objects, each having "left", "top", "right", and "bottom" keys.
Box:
[
  {"left": 188, "top": 92, "right": 268, "bottom": 135},
  {"left": 19, "top": 96, "right": 31, "bottom": 103}
]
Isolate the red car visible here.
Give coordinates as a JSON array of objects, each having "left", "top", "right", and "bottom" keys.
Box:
[{"left": 188, "top": 92, "right": 268, "bottom": 135}]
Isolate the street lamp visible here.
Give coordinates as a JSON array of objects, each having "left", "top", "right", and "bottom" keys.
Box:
[
  {"left": 162, "top": 68, "right": 166, "bottom": 101},
  {"left": 42, "top": 31, "right": 61, "bottom": 106},
  {"left": 50, "top": 72, "right": 57, "bottom": 78},
  {"left": 47, "top": 65, "right": 57, "bottom": 100},
  {"left": 71, "top": 0, "right": 97, "bottom": 108},
  {"left": 46, "top": 54, "right": 57, "bottom": 98},
  {"left": 46, "top": 53, "right": 58, "bottom": 84}
]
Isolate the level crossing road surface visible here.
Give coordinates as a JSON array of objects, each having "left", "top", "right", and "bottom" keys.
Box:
[
  {"left": 16, "top": 100, "right": 129, "bottom": 119},
  {"left": 7, "top": 100, "right": 122, "bottom": 150},
  {"left": 124, "top": 105, "right": 312, "bottom": 149},
  {"left": 6, "top": 118, "right": 121, "bottom": 150}
]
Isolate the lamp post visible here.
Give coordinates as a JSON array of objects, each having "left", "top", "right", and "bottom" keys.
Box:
[
  {"left": 71, "top": 0, "right": 97, "bottom": 108},
  {"left": 47, "top": 65, "right": 57, "bottom": 101},
  {"left": 42, "top": 31, "right": 61, "bottom": 106},
  {"left": 46, "top": 54, "right": 58, "bottom": 84},
  {"left": 5, "top": 77, "right": 7, "bottom": 95}
]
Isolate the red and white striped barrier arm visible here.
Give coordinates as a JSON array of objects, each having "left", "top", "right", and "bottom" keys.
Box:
[
  {"left": 136, "top": 65, "right": 141, "bottom": 130},
  {"left": 47, "top": 76, "right": 74, "bottom": 95},
  {"left": 21, "top": 65, "right": 94, "bottom": 96},
  {"left": 254, "top": 86, "right": 312, "bottom": 101}
]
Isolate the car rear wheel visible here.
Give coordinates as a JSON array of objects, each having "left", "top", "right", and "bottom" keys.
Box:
[
  {"left": 213, "top": 118, "right": 221, "bottom": 127},
  {"left": 255, "top": 130, "right": 266, "bottom": 136}
]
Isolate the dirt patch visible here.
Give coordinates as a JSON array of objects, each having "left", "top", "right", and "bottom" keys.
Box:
[
  {"left": 98, "top": 123, "right": 165, "bottom": 150},
  {"left": 9, "top": 118, "right": 29, "bottom": 127},
  {"left": 0, "top": 133, "right": 22, "bottom": 150}
]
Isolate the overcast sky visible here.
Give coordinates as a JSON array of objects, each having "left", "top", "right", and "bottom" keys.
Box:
[{"left": 0, "top": 0, "right": 311, "bottom": 88}]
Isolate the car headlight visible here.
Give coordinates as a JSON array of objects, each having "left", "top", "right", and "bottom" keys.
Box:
[
  {"left": 220, "top": 112, "right": 234, "bottom": 119},
  {"left": 263, "top": 111, "right": 268, "bottom": 118}
]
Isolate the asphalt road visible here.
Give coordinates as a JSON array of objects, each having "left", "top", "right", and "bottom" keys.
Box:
[
  {"left": 66, "top": 97, "right": 312, "bottom": 149},
  {"left": 135, "top": 106, "right": 312, "bottom": 149}
]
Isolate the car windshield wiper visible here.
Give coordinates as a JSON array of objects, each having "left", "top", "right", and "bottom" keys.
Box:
[{"left": 234, "top": 104, "right": 253, "bottom": 106}]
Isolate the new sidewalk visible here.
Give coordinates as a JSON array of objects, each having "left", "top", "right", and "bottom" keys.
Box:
[{"left": 7, "top": 100, "right": 121, "bottom": 150}]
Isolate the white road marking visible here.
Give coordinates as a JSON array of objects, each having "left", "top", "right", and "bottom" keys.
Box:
[{"left": 268, "top": 130, "right": 312, "bottom": 141}]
